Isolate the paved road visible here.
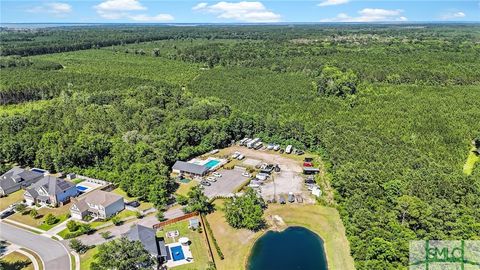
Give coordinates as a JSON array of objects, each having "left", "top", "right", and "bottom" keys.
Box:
[{"left": 0, "top": 221, "right": 71, "bottom": 270}]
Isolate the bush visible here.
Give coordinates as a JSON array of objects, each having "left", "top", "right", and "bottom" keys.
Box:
[
  {"left": 29, "top": 208, "right": 38, "bottom": 218},
  {"left": 67, "top": 220, "right": 79, "bottom": 232},
  {"left": 135, "top": 211, "right": 143, "bottom": 219},
  {"left": 176, "top": 195, "right": 188, "bottom": 206},
  {"left": 100, "top": 231, "right": 111, "bottom": 240},
  {"left": 15, "top": 204, "right": 26, "bottom": 213},
  {"left": 44, "top": 213, "right": 58, "bottom": 225},
  {"left": 111, "top": 216, "right": 121, "bottom": 226},
  {"left": 69, "top": 239, "right": 87, "bottom": 254}
]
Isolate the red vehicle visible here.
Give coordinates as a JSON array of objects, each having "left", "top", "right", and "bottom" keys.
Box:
[{"left": 303, "top": 162, "right": 313, "bottom": 167}]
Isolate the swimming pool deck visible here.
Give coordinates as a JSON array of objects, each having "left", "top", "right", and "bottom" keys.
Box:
[{"left": 165, "top": 243, "right": 194, "bottom": 268}]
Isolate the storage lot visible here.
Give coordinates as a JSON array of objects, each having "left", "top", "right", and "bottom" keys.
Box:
[
  {"left": 202, "top": 169, "right": 249, "bottom": 198},
  {"left": 216, "top": 146, "right": 315, "bottom": 204}
]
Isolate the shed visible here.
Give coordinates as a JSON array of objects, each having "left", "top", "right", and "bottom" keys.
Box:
[{"left": 189, "top": 218, "right": 200, "bottom": 230}]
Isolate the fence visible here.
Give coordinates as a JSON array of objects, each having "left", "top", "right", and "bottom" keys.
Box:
[{"left": 152, "top": 212, "right": 199, "bottom": 229}]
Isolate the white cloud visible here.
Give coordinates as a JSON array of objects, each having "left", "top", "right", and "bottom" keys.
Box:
[
  {"left": 192, "top": 1, "right": 281, "bottom": 22},
  {"left": 440, "top": 11, "right": 466, "bottom": 20},
  {"left": 27, "top": 2, "right": 72, "bottom": 16},
  {"left": 128, "top": 13, "right": 174, "bottom": 21},
  {"left": 317, "top": 0, "right": 349, "bottom": 7},
  {"left": 321, "top": 8, "right": 407, "bottom": 22},
  {"left": 94, "top": 0, "right": 174, "bottom": 21}
]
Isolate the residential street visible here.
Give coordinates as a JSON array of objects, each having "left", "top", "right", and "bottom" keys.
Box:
[{"left": 0, "top": 221, "right": 71, "bottom": 270}]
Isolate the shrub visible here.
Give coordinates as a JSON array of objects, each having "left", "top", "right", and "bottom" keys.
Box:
[
  {"left": 29, "top": 208, "right": 38, "bottom": 218},
  {"left": 69, "top": 239, "right": 87, "bottom": 254},
  {"left": 44, "top": 213, "right": 58, "bottom": 225},
  {"left": 203, "top": 216, "right": 224, "bottom": 260},
  {"left": 15, "top": 204, "right": 26, "bottom": 213},
  {"left": 176, "top": 195, "right": 188, "bottom": 206},
  {"left": 67, "top": 220, "right": 79, "bottom": 232},
  {"left": 135, "top": 211, "right": 143, "bottom": 219},
  {"left": 111, "top": 216, "right": 121, "bottom": 226},
  {"left": 100, "top": 231, "right": 111, "bottom": 240}
]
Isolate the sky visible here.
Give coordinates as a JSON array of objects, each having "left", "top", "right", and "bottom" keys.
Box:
[{"left": 1, "top": 0, "right": 479, "bottom": 23}]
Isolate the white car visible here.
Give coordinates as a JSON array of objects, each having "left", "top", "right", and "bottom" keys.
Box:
[
  {"left": 231, "top": 151, "right": 241, "bottom": 159},
  {"left": 267, "top": 144, "right": 274, "bottom": 150},
  {"left": 207, "top": 177, "right": 217, "bottom": 182},
  {"left": 237, "top": 154, "right": 245, "bottom": 160},
  {"left": 242, "top": 172, "right": 251, "bottom": 177},
  {"left": 212, "top": 172, "right": 222, "bottom": 177},
  {"left": 273, "top": 145, "right": 280, "bottom": 151}
]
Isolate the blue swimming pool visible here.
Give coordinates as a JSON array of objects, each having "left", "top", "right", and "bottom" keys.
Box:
[
  {"left": 204, "top": 159, "right": 220, "bottom": 169},
  {"left": 76, "top": 185, "right": 88, "bottom": 192},
  {"left": 170, "top": 245, "right": 185, "bottom": 261}
]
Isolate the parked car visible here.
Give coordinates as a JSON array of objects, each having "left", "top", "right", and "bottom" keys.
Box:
[
  {"left": 267, "top": 144, "right": 274, "bottom": 150},
  {"left": 0, "top": 210, "right": 14, "bottom": 219},
  {"left": 273, "top": 144, "right": 280, "bottom": 151},
  {"left": 127, "top": 201, "right": 140, "bottom": 207},
  {"left": 200, "top": 180, "right": 211, "bottom": 186},
  {"left": 285, "top": 145, "right": 293, "bottom": 154},
  {"left": 296, "top": 150, "right": 305, "bottom": 155},
  {"left": 231, "top": 152, "right": 240, "bottom": 159},
  {"left": 288, "top": 192, "right": 295, "bottom": 203},
  {"left": 279, "top": 195, "right": 286, "bottom": 204},
  {"left": 242, "top": 172, "right": 251, "bottom": 177},
  {"left": 274, "top": 164, "right": 281, "bottom": 172},
  {"left": 249, "top": 183, "right": 260, "bottom": 188},
  {"left": 237, "top": 154, "right": 245, "bottom": 160},
  {"left": 207, "top": 177, "right": 217, "bottom": 182},
  {"left": 212, "top": 172, "right": 222, "bottom": 177}
]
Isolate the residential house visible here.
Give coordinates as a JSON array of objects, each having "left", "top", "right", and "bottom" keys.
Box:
[
  {"left": 24, "top": 176, "right": 77, "bottom": 206},
  {"left": 172, "top": 161, "right": 209, "bottom": 177},
  {"left": 70, "top": 190, "right": 124, "bottom": 220},
  {"left": 0, "top": 167, "right": 44, "bottom": 196},
  {"left": 124, "top": 224, "right": 168, "bottom": 264}
]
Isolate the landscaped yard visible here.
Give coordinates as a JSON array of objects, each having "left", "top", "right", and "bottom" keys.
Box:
[
  {"left": 159, "top": 220, "right": 212, "bottom": 270},
  {"left": 80, "top": 246, "right": 98, "bottom": 270},
  {"left": 8, "top": 203, "right": 71, "bottom": 230},
  {"left": 111, "top": 188, "right": 154, "bottom": 211},
  {"left": 89, "top": 209, "right": 137, "bottom": 228},
  {"left": 205, "top": 200, "right": 355, "bottom": 270},
  {"left": 0, "top": 189, "right": 24, "bottom": 211},
  {"left": 1, "top": 251, "right": 34, "bottom": 270}
]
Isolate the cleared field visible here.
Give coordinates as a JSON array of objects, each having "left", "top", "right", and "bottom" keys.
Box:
[
  {"left": 111, "top": 188, "right": 154, "bottom": 211},
  {"left": 205, "top": 200, "right": 354, "bottom": 270},
  {"left": 0, "top": 189, "right": 24, "bottom": 211}
]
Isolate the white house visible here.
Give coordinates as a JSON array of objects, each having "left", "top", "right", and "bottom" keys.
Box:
[{"left": 70, "top": 190, "right": 124, "bottom": 220}]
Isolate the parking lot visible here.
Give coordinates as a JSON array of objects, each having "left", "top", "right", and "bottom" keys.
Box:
[{"left": 202, "top": 168, "right": 249, "bottom": 199}]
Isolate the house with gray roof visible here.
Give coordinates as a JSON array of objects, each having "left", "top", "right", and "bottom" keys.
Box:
[
  {"left": 70, "top": 190, "right": 124, "bottom": 220},
  {"left": 124, "top": 224, "right": 168, "bottom": 264},
  {"left": 24, "top": 176, "right": 78, "bottom": 206},
  {"left": 172, "top": 161, "right": 209, "bottom": 177},
  {"left": 0, "top": 167, "right": 44, "bottom": 196}
]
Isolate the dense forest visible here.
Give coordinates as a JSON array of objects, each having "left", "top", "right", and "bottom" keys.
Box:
[{"left": 1, "top": 24, "right": 479, "bottom": 270}]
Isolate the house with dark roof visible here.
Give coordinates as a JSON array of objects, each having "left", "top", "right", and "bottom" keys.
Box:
[
  {"left": 0, "top": 167, "right": 44, "bottom": 196},
  {"left": 24, "top": 176, "right": 78, "bottom": 206},
  {"left": 124, "top": 224, "right": 168, "bottom": 264},
  {"left": 172, "top": 161, "right": 209, "bottom": 177},
  {"left": 70, "top": 190, "right": 124, "bottom": 220}
]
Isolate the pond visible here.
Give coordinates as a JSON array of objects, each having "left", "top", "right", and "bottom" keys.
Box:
[{"left": 247, "top": 226, "right": 328, "bottom": 270}]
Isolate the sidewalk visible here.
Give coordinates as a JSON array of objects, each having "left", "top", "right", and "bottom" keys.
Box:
[{"left": 2, "top": 243, "right": 42, "bottom": 270}]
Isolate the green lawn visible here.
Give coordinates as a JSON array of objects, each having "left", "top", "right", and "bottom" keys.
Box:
[
  {"left": 463, "top": 148, "right": 479, "bottom": 175},
  {"left": 0, "top": 189, "right": 24, "bottom": 211},
  {"left": 159, "top": 220, "right": 212, "bottom": 270},
  {"left": 111, "top": 188, "right": 154, "bottom": 211},
  {"left": 175, "top": 181, "right": 198, "bottom": 197},
  {"left": 89, "top": 209, "right": 137, "bottom": 228},
  {"left": 80, "top": 246, "right": 98, "bottom": 270},
  {"left": 8, "top": 204, "right": 71, "bottom": 230},
  {"left": 1, "top": 251, "right": 34, "bottom": 270}
]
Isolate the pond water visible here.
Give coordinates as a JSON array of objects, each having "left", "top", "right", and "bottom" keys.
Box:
[{"left": 247, "top": 226, "right": 328, "bottom": 270}]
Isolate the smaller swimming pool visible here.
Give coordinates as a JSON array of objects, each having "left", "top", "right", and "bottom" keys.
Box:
[
  {"left": 170, "top": 245, "right": 185, "bottom": 261},
  {"left": 76, "top": 185, "right": 88, "bottom": 192},
  {"left": 204, "top": 159, "right": 220, "bottom": 169}
]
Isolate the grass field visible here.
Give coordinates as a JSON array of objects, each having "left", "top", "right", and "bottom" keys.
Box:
[
  {"left": 8, "top": 203, "right": 71, "bottom": 230},
  {"left": 205, "top": 200, "right": 355, "bottom": 270},
  {"left": 111, "top": 188, "right": 154, "bottom": 211},
  {"left": 463, "top": 148, "right": 479, "bottom": 175},
  {"left": 158, "top": 220, "right": 212, "bottom": 270},
  {"left": 175, "top": 181, "right": 199, "bottom": 197},
  {"left": 0, "top": 189, "right": 24, "bottom": 211},
  {"left": 80, "top": 247, "right": 98, "bottom": 270},
  {"left": 1, "top": 251, "right": 34, "bottom": 270}
]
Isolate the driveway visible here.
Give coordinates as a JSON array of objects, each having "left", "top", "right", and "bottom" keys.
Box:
[{"left": 0, "top": 221, "right": 71, "bottom": 270}]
